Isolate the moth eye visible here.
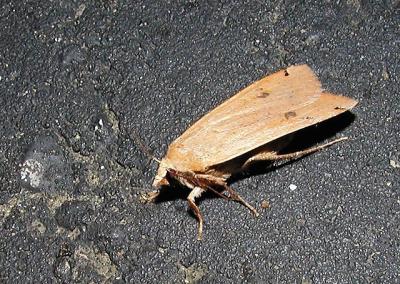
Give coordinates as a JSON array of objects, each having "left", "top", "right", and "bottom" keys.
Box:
[{"left": 284, "top": 70, "right": 289, "bottom": 76}]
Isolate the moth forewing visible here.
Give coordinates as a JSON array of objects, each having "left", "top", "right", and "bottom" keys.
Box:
[
  {"left": 151, "top": 65, "right": 358, "bottom": 240},
  {"left": 170, "top": 65, "right": 323, "bottom": 169}
]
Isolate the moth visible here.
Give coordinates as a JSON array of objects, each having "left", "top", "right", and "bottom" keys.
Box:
[{"left": 146, "top": 65, "right": 357, "bottom": 240}]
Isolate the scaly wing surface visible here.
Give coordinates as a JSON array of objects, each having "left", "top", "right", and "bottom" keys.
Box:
[{"left": 167, "top": 65, "right": 357, "bottom": 169}]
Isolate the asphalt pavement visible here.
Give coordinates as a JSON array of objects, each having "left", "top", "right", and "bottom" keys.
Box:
[{"left": 0, "top": 1, "right": 399, "bottom": 283}]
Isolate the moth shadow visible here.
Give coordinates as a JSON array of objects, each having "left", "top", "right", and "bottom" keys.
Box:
[
  {"left": 152, "top": 184, "right": 220, "bottom": 221},
  {"left": 229, "top": 112, "right": 356, "bottom": 183},
  {"left": 150, "top": 185, "right": 188, "bottom": 203}
]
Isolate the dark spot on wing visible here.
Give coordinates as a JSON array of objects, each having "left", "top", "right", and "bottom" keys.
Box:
[
  {"left": 284, "top": 69, "right": 289, "bottom": 76},
  {"left": 334, "top": 106, "right": 346, "bottom": 110},
  {"left": 257, "top": 91, "right": 270, "bottom": 98},
  {"left": 284, "top": 111, "right": 297, "bottom": 119}
]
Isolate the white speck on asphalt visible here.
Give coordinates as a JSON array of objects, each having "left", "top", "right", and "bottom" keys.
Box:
[{"left": 21, "top": 159, "right": 44, "bottom": 188}]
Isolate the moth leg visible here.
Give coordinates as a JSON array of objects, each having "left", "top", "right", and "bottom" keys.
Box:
[
  {"left": 140, "top": 190, "right": 160, "bottom": 203},
  {"left": 187, "top": 187, "right": 206, "bottom": 241},
  {"left": 224, "top": 185, "right": 259, "bottom": 217},
  {"left": 243, "top": 137, "right": 348, "bottom": 168}
]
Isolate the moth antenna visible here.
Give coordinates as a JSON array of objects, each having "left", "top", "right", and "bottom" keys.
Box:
[{"left": 129, "top": 128, "right": 161, "bottom": 164}]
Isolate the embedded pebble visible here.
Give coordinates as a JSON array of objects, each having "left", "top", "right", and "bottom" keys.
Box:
[{"left": 20, "top": 159, "right": 44, "bottom": 188}]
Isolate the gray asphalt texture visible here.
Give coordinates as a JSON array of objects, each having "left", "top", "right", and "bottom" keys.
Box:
[{"left": 1, "top": 1, "right": 399, "bottom": 283}]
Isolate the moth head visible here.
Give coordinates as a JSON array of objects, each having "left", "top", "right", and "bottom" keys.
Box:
[{"left": 152, "top": 159, "right": 170, "bottom": 188}]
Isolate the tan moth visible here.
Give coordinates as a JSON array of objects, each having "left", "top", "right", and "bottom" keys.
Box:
[{"left": 145, "top": 65, "right": 358, "bottom": 240}]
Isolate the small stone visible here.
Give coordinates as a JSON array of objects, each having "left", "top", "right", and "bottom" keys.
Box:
[
  {"left": 261, "top": 200, "right": 270, "bottom": 209},
  {"left": 382, "top": 65, "right": 390, "bottom": 80},
  {"left": 30, "top": 219, "right": 46, "bottom": 234},
  {"left": 390, "top": 159, "right": 400, "bottom": 168},
  {"left": 302, "top": 277, "right": 312, "bottom": 284},
  {"left": 20, "top": 159, "right": 44, "bottom": 188}
]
